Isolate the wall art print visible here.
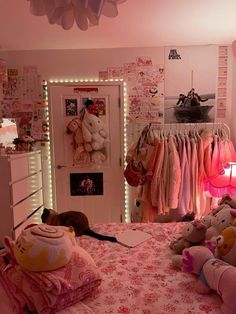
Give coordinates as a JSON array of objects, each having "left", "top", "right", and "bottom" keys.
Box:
[
  {"left": 164, "top": 45, "right": 218, "bottom": 123},
  {"left": 70, "top": 172, "right": 103, "bottom": 196},
  {"left": 65, "top": 97, "right": 78, "bottom": 116}
]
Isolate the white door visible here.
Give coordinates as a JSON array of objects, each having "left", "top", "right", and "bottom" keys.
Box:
[{"left": 48, "top": 82, "right": 124, "bottom": 223}]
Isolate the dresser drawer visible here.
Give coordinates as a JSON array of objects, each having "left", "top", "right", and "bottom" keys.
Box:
[
  {"left": 13, "top": 206, "right": 43, "bottom": 239},
  {"left": 11, "top": 171, "right": 42, "bottom": 206},
  {"left": 13, "top": 189, "right": 43, "bottom": 228},
  {"left": 10, "top": 152, "right": 42, "bottom": 182}
]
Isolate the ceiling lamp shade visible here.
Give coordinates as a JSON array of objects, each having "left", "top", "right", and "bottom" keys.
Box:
[
  {"left": 27, "top": 0, "right": 127, "bottom": 31},
  {"left": 204, "top": 162, "right": 236, "bottom": 198}
]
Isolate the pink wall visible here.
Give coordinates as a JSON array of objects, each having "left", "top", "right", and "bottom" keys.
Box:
[{"left": 0, "top": 45, "right": 234, "bottom": 142}]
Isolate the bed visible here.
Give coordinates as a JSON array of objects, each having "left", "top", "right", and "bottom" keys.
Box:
[{"left": 0, "top": 222, "right": 222, "bottom": 314}]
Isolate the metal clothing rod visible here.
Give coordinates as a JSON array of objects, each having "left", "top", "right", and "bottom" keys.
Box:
[
  {"left": 148, "top": 122, "right": 231, "bottom": 139},
  {"left": 127, "top": 122, "right": 231, "bottom": 144}
]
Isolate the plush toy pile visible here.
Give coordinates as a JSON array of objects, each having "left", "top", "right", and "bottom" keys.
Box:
[
  {"left": 66, "top": 108, "right": 108, "bottom": 165},
  {"left": 170, "top": 194, "right": 236, "bottom": 314}
]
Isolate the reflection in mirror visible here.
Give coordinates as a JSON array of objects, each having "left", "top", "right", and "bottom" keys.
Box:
[{"left": 0, "top": 118, "right": 18, "bottom": 148}]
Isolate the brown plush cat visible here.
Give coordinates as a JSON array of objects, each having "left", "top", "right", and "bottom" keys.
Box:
[{"left": 41, "top": 208, "right": 117, "bottom": 242}]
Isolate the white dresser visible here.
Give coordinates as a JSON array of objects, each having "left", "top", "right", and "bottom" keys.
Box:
[{"left": 0, "top": 150, "right": 44, "bottom": 246}]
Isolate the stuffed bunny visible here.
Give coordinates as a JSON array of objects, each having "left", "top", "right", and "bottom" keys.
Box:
[{"left": 82, "top": 110, "right": 108, "bottom": 151}]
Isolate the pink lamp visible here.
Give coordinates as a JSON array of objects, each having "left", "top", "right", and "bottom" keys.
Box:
[{"left": 205, "top": 162, "right": 236, "bottom": 198}]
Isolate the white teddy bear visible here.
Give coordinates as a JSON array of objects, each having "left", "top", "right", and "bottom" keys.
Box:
[{"left": 82, "top": 110, "right": 108, "bottom": 151}]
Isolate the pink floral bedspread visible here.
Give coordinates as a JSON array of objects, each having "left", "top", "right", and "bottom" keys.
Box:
[
  {"left": 0, "top": 222, "right": 222, "bottom": 314},
  {"left": 64, "top": 222, "right": 222, "bottom": 314}
]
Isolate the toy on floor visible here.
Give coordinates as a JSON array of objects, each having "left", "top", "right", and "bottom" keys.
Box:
[
  {"left": 169, "top": 220, "right": 207, "bottom": 255},
  {"left": 178, "top": 246, "right": 236, "bottom": 314},
  {"left": 9, "top": 224, "right": 77, "bottom": 272}
]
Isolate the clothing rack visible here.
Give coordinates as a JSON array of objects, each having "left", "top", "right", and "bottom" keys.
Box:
[
  {"left": 149, "top": 122, "right": 230, "bottom": 138},
  {"left": 128, "top": 122, "right": 230, "bottom": 142}
]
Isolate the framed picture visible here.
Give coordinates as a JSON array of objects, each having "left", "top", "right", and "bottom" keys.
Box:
[
  {"left": 65, "top": 97, "right": 78, "bottom": 116},
  {"left": 70, "top": 172, "right": 104, "bottom": 196}
]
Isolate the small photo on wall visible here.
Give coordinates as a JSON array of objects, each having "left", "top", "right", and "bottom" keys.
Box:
[
  {"left": 70, "top": 172, "right": 104, "bottom": 196},
  {"left": 81, "top": 97, "right": 90, "bottom": 107},
  {"left": 65, "top": 97, "right": 78, "bottom": 116},
  {"left": 93, "top": 97, "right": 106, "bottom": 116}
]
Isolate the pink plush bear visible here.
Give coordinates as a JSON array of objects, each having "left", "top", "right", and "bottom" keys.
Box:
[{"left": 182, "top": 246, "right": 236, "bottom": 314}]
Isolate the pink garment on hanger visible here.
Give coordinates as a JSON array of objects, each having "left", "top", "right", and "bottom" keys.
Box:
[
  {"left": 190, "top": 138, "right": 200, "bottom": 217},
  {"left": 150, "top": 139, "right": 165, "bottom": 208},
  {"left": 177, "top": 136, "right": 191, "bottom": 215},
  {"left": 167, "top": 135, "right": 181, "bottom": 209}
]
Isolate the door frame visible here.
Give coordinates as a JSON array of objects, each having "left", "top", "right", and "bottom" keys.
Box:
[{"left": 47, "top": 80, "right": 127, "bottom": 222}]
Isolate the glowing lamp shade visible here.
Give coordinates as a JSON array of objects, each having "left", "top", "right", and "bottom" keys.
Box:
[{"left": 205, "top": 162, "right": 236, "bottom": 197}]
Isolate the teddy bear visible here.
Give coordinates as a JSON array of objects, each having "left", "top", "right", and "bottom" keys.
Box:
[
  {"left": 203, "top": 205, "right": 236, "bottom": 240},
  {"left": 214, "top": 219, "right": 236, "bottom": 267},
  {"left": 169, "top": 220, "right": 207, "bottom": 255},
  {"left": 91, "top": 150, "right": 106, "bottom": 164},
  {"left": 81, "top": 109, "right": 108, "bottom": 151},
  {"left": 66, "top": 118, "right": 90, "bottom": 164},
  {"left": 175, "top": 246, "right": 236, "bottom": 314}
]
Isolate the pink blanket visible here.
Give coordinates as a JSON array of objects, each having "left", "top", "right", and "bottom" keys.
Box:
[{"left": 0, "top": 248, "right": 101, "bottom": 314}]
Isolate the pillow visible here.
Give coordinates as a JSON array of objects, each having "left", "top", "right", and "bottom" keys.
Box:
[
  {"left": 2, "top": 236, "right": 102, "bottom": 313},
  {"left": 13, "top": 224, "right": 77, "bottom": 272}
]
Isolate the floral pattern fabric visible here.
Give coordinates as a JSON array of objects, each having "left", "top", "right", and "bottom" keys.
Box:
[
  {"left": 0, "top": 222, "right": 222, "bottom": 314},
  {"left": 61, "top": 222, "right": 222, "bottom": 314}
]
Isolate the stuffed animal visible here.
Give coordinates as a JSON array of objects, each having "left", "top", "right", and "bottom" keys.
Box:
[
  {"left": 170, "top": 220, "right": 207, "bottom": 255},
  {"left": 91, "top": 150, "right": 106, "bottom": 164},
  {"left": 66, "top": 118, "right": 91, "bottom": 164},
  {"left": 204, "top": 205, "right": 236, "bottom": 240},
  {"left": 218, "top": 194, "right": 236, "bottom": 208},
  {"left": 180, "top": 246, "right": 236, "bottom": 314},
  {"left": 12, "top": 224, "right": 77, "bottom": 272},
  {"left": 82, "top": 109, "right": 108, "bottom": 151},
  {"left": 215, "top": 219, "right": 236, "bottom": 266}
]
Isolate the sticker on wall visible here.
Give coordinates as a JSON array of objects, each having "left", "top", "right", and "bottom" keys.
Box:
[
  {"left": 217, "top": 108, "right": 226, "bottom": 119},
  {"left": 168, "top": 49, "right": 181, "bottom": 60},
  {"left": 136, "top": 56, "right": 153, "bottom": 67},
  {"left": 70, "top": 172, "right": 104, "bottom": 196},
  {"left": 65, "top": 97, "right": 78, "bottom": 116},
  {"left": 108, "top": 67, "right": 123, "bottom": 79},
  {"left": 74, "top": 87, "right": 98, "bottom": 93},
  {"left": 93, "top": 97, "right": 106, "bottom": 116},
  {"left": 99, "top": 71, "right": 108, "bottom": 80},
  {"left": 217, "top": 98, "right": 227, "bottom": 108}
]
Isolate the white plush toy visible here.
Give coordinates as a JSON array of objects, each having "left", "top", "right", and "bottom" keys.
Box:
[
  {"left": 82, "top": 110, "right": 108, "bottom": 151},
  {"left": 204, "top": 205, "right": 236, "bottom": 240}
]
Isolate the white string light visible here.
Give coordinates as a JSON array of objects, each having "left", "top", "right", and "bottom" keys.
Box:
[{"left": 46, "top": 78, "right": 129, "bottom": 221}]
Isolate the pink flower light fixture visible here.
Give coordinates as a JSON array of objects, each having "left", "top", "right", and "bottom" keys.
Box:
[{"left": 27, "top": 0, "right": 127, "bottom": 31}]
